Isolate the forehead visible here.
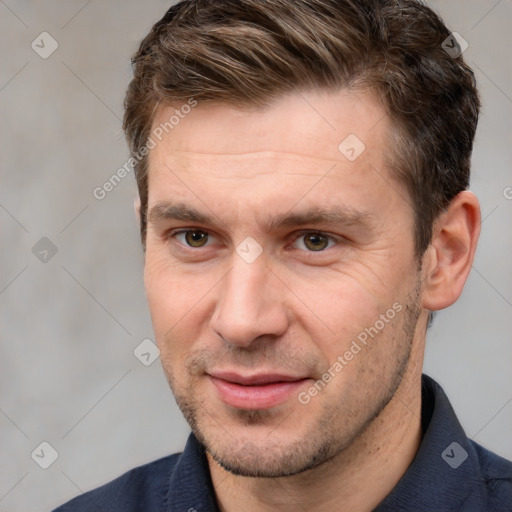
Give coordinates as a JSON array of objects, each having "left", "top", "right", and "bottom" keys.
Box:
[
  {"left": 144, "top": 89, "right": 409, "bottom": 227},
  {"left": 148, "top": 89, "right": 390, "bottom": 169}
]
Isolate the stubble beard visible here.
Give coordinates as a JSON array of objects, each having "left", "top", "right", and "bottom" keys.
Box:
[{"left": 163, "top": 283, "right": 422, "bottom": 478}]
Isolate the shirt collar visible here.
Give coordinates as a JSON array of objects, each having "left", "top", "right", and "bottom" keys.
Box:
[
  {"left": 375, "top": 374, "right": 488, "bottom": 510},
  {"left": 166, "top": 432, "right": 220, "bottom": 511}
]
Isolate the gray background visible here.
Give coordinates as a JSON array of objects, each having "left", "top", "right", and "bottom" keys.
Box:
[{"left": 0, "top": 1, "right": 511, "bottom": 511}]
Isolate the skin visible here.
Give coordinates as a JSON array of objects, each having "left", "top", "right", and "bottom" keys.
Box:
[{"left": 142, "top": 89, "right": 480, "bottom": 511}]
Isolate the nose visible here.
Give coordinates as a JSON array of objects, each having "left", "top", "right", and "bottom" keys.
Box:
[{"left": 209, "top": 254, "right": 289, "bottom": 348}]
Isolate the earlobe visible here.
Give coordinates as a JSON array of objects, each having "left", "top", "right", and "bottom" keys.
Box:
[{"left": 422, "top": 191, "right": 481, "bottom": 311}]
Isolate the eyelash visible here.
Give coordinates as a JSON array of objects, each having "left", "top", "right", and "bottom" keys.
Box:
[
  {"left": 167, "top": 229, "right": 341, "bottom": 252},
  {"left": 290, "top": 230, "right": 338, "bottom": 251}
]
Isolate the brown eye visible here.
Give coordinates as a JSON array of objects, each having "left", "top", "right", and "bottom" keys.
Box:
[
  {"left": 303, "top": 233, "right": 329, "bottom": 251},
  {"left": 184, "top": 230, "right": 209, "bottom": 247}
]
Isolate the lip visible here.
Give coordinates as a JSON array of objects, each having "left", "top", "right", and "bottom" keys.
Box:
[{"left": 208, "top": 371, "right": 310, "bottom": 410}]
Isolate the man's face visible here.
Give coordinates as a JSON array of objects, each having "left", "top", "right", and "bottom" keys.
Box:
[{"left": 144, "top": 90, "right": 425, "bottom": 477}]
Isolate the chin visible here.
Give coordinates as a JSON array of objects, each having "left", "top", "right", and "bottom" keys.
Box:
[
  {"left": 187, "top": 406, "right": 348, "bottom": 478},
  {"left": 202, "top": 430, "right": 338, "bottom": 478}
]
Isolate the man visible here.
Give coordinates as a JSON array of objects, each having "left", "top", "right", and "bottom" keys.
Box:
[{"left": 55, "top": 0, "right": 512, "bottom": 510}]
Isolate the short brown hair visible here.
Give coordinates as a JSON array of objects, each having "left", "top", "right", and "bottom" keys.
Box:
[{"left": 123, "top": 0, "right": 480, "bottom": 257}]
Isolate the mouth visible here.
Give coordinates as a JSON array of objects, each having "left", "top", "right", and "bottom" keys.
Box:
[{"left": 207, "top": 371, "right": 311, "bottom": 410}]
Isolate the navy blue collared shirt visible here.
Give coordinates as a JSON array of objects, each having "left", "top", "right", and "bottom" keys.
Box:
[{"left": 54, "top": 375, "right": 512, "bottom": 511}]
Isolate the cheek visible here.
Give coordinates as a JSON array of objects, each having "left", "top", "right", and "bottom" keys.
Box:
[
  {"left": 143, "top": 250, "right": 216, "bottom": 360},
  {"left": 305, "top": 284, "right": 384, "bottom": 358},
  {"left": 291, "top": 260, "right": 413, "bottom": 359},
  {"left": 292, "top": 261, "right": 395, "bottom": 321},
  {"left": 144, "top": 251, "right": 189, "bottom": 335}
]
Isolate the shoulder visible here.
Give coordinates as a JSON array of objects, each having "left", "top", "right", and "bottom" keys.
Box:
[
  {"left": 52, "top": 452, "right": 182, "bottom": 512},
  {"left": 469, "top": 440, "right": 512, "bottom": 510}
]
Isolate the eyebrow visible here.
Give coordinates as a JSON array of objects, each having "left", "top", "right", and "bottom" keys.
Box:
[
  {"left": 148, "top": 202, "right": 214, "bottom": 225},
  {"left": 266, "top": 207, "right": 375, "bottom": 231},
  {"left": 148, "top": 201, "right": 374, "bottom": 232}
]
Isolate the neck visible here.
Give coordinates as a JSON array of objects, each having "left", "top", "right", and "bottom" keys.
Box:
[{"left": 208, "top": 357, "right": 424, "bottom": 512}]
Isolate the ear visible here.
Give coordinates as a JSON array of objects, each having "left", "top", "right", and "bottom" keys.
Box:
[
  {"left": 421, "top": 191, "right": 481, "bottom": 311},
  {"left": 134, "top": 196, "right": 142, "bottom": 228}
]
